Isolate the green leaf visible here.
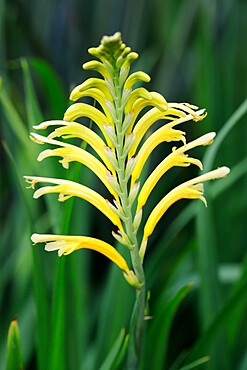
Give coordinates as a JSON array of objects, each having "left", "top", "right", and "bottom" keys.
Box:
[
  {"left": 178, "top": 356, "right": 210, "bottom": 370},
  {"left": 112, "top": 334, "right": 129, "bottom": 370},
  {"left": 99, "top": 328, "right": 126, "bottom": 370},
  {"left": 6, "top": 317, "right": 24, "bottom": 370},
  {"left": 203, "top": 97, "right": 247, "bottom": 171},
  {"left": 20, "top": 58, "right": 43, "bottom": 128},
  {"left": 0, "top": 82, "right": 30, "bottom": 147},
  {"left": 184, "top": 275, "right": 247, "bottom": 365},
  {"left": 143, "top": 283, "right": 193, "bottom": 369},
  {"left": 2, "top": 141, "right": 50, "bottom": 370},
  {"left": 29, "top": 58, "right": 67, "bottom": 118},
  {"left": 195, "top": 99, "right": 247, "bottom": 366}
]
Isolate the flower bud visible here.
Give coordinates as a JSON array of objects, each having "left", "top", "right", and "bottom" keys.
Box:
[
  {"left": 128, "top": 182, "right": 140, "bottom": 206},
  {"left": 122, "top": 112, "right": 134, "bottom": 135},
  {"left": 105, "top": 99, "right": 117, "bottom": 121},
  {"left": 105, "top": 171, "right": 122, "bottom": 196},
  {"left": 124, "top": 270, "right": 143, "bottom": 289},
  {"left": 104, "top": 146, "right": 119, "bottom": 170},
  {"left": 119, "top": 66, "right": 130, "bottom": 87},
  {"left": 112, "top": 231, "right": 133, "bottom": 249},
  {"left": 123, "top": 133, "right": 136, "bottom": 158},
  {"left": 125, "top": 156, "right": 137, "bottom": 181},
  {"left": 103, "top": 123, "right": 118, "bottom": 147},
  {"left": 139, "top": 239, "right": 148, "bottom": 263},
  {"left": 133, "top": 208, "right": 142, "bottom": 234}
]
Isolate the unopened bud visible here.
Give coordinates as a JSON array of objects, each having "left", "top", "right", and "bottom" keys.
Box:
[
  {"left": 105, "top": 171, "right": 122, "bottom": 196},
  {"left": 103, "top": 123, "right": 118, "bottom": 147},
  {"left": 139, "top": 239, "right": 148, "bottom": 263},
  {"left": 105, "top": 79, "right": 116, "bottom": 99},
  {"left": 104, "top": 146, "right": 119, "bottom": 170},
  {"left": 105, "top": 99, "right": 117, "bottom": 121},
  {"left": 128, "top": 182, "right": 140, "bottom": 206},
  {"left": 112, "top": 231, "right": 133, "bottom": 249},
  {"left": 133, "top": 208, "right": 142, "bottom": 234},
  {"left": 106, "top": 200, "right": 127, "bottom": 221},
  {"left": 124, "top": 270, "right": 143, "bottom": 290},
  {"left": 121, "top": 88, "right": 131, "bottom": 108},
  {"left": 125, "top": 156, "right": 137, "bottom": 181},
  {"left": 123, "top": 133, "right": 136, "bottom": 158},
  {"left": 122, "top": 112, "right": 134, "bottom": 135},
  {"left": 119, "top": 66, "right": 130, "bottom": 87}
]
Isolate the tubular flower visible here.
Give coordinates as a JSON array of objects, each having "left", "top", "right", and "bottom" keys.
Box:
[{"left": 25, "top": 32, "right": 229, "bottom": 284}]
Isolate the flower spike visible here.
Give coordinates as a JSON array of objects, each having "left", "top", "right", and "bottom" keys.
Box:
[{"left": 25, "top": 32, "right": 229, "bottom": 288}]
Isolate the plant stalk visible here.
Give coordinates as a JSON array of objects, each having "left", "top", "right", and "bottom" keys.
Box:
[{"left": 112, "top": 71, "right": 146, "bottom": 368}]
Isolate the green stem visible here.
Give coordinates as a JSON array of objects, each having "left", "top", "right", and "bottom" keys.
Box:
[{"left": 112, "top": 73, "right": 146, "bottom": 368}]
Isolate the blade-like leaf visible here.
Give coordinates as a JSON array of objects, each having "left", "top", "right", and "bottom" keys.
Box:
[
  {"left": 178, "top": 356, "right": 210, "bottom": 370},
  {"left": 2, "top": 140, "right": 50, "bottom": 370},
  {"left": 6, "top": 317, "right": 24, "bottom": 370},
  {"left": 29, "top": 58, "right": 67, "bottom": 118},
  {"left": 20, "top": 58, "right": 43, "bottom": 128},
  {"left": 184, "top": 275, "right": 247, "bottom": 364},
  {"left": 143, "top": 283, "right": 193, "bottom": 369},
  {"left": 0, "top": 83, "right": 30, "bottom": 147},
  {"left": 99, "top": 328, "right": 126, "bottom": 370}
]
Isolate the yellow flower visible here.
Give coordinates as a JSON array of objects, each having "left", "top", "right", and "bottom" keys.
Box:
[
  {"left": 31, "top": 234, "right": 130, "bottom": 275},
  {"left": 140, "top": 167, "right": 230, "bottom": 248},
  {"left": 25, "top": 32, "right": 229, "bottom": 282}
]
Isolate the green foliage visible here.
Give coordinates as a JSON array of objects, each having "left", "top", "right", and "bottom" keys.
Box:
[
  {"left": 1, "top": 1, "right": 247, "bottom": 369},
  {"left": 6, "top": 317, "right": 24, "bottom": 370}
]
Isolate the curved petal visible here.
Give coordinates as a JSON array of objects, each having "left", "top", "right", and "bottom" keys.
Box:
[
  {"left": 126, "top": 92, "right": 169, "bottom": 134},
  {"left": 168, "top": 103, "right": 207, "bottom": 121},
  {"left": 141, "top": 167, "right": 230, "bottom": 244},
  {"left": 24, "top": 176, "right": 123, "bottom": 230},
  {"left": 136, "top": 132, "right": 216, "bottom": 211},
  {"left": 31, "top": 233, "right": 130, "bottom": 274},
  {"left": 69, "top": 88, "right": 114, "bottom": 124},
  {"left": 83, "top": 60, "right": 112, "bottom": 80},
  {"left": 33, "top": 120, "right": 69, "bottom": 130},
  {"left": 38, "top": 147, "right": 119, "bottom": 200},
  {"left": 31, "top": 130, "right": 116, "bottom": 175},
  {"left": 70, "top": 78, "right": 113, "bottom": 101},
  {"left": 123, "top": 71, "right": 150, "bottom": 90},
  {"left": 63, "top": 103, "right": 113, "bottom": 148},
  {"left": 129, "top": 108, "right": 206, "bottom": 157},
  {"left": 124, "top": 88, "right": 152, "bottom": 113},
  {"left": 131, "top": 127, "right": 185, "bottom": 186}
]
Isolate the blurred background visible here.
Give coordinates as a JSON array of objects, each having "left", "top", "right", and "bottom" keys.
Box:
[{"left": 1, "top": 0, "right": 247, "bottom": 369}]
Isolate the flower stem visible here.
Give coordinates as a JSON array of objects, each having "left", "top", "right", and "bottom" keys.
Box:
[{"left": 112, "top": 70, "right": 146, "bottom": 368}]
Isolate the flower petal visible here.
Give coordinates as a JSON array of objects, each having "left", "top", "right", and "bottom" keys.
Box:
[
  {"left": 123, "top": 71, "right": 150, "bottom": 90},
  {"left": 82, "top": 60, "right": 112, "bottom": 80},
  {"left": 38, "top": 147, "right": 119, "bottom": 199},
  {"left": 31, "top": 130, "right": 115, "bottom": 174},
  {"left": 124, "top": 87, "right": 152, "bottom": 113},
  {"left": 31, "top": 233, "right": 130, "bottom": 274},
  {"left": 63, "top": 103, "right": 113, "bottom": 148},
  {"left": 129, "top": 108, "right": 206, "bottom": 159},
  {"left": 69, "top": 87, "right": 114, "bottom": 124},
  {"left": 141, "top": 167, "right": 230, "bottom": 244},
  {"left": 137, "top": 132, "right": 216, "bottom": 211},
  {"left": 131, "top": 127, "right": 185, "bottom": 186},
  {"left": 70, "top": 78, "right": 113, "bottom": 101},
  {"left": 24, "top": 176, "right": 123, "bottom": 230}
]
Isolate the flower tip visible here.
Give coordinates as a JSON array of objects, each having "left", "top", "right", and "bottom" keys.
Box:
[
  {"left": 201, "top": 132, "right": 216, "bottom": 146},
  {"left": 31, "top": 233, "right": 39, "bottom": 244},
  {"left": 220, "top": 166, "right": 230, "bottom": 177}
]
